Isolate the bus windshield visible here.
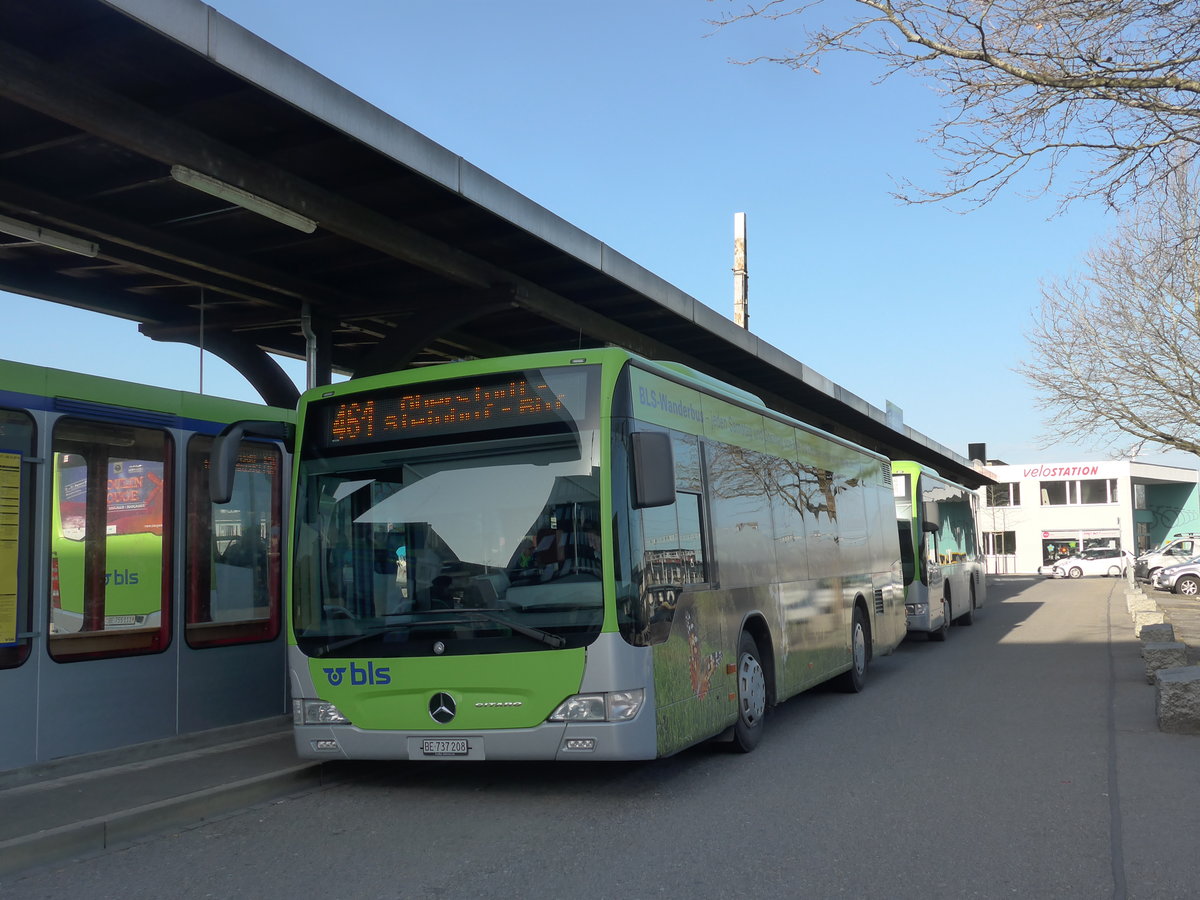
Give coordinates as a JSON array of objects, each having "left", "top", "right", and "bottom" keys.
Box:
[{"left": 293, "top": 431, "right": 604, "bottom": 658}]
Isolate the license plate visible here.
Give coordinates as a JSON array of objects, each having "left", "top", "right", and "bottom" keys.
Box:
[
  {"left": 421, "top": 739, "right": 469, "bottom": 757},
  {"left": 105, "top": 615, "right": 137, "bottom": 625}
]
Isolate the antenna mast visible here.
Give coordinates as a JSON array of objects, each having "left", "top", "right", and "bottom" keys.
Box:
[{"left": 733, "top": 212, "right": 748, "bottom": 330}]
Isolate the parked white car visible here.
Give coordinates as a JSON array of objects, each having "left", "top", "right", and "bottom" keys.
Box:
[
  {"left": 1134, "top": 533, "right": 1200, "bottom": 582},
  {"left": 1038, "top": 547, "right": 1132, "bottom": 579}
]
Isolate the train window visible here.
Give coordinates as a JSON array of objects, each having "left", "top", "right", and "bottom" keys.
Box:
[
  {"left": 0, "top": 408, "right": 35, "bottom": 669},
  {"left": 48, "top": 419, "right": 173, "bottom": 661},
  {"left": 184, "top": 436, "right": 282, "bottom": 648}
]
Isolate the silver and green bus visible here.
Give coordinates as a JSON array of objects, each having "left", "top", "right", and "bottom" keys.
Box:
[
  {"left": 224, "top": 348, "right": 906, "bottom": 760},
  {"left": 892, "top": 460, "right": 986, "bottom": 640}
]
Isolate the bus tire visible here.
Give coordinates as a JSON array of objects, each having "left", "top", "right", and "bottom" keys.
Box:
[
  {"left": 732, "top": 632, "right": 767, "bottom": 753},
  {"left": 929, "top": 597, "right": 950, "bottom": 642},
  {"left": 957, "top": 583, "right": 976, "bottom": 626},
  {"left": 836, "top": 605, "right": 868, "bottom": 693}
]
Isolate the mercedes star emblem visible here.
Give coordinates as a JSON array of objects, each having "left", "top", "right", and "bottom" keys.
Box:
[{"left": 429, "top": 692, "right": 457, "bottom": 724}]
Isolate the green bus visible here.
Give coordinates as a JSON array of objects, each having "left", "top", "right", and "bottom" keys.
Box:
[
  {"left": 891, "top": 460, "right": 987, "bottom": 640},
  {"left": 223, "top": 348, "right": 907, "bottom": 760}
]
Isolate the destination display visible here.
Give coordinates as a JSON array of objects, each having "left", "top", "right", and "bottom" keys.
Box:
[{"left": 312, "top": 366, "right": 596, "bottom": 450}]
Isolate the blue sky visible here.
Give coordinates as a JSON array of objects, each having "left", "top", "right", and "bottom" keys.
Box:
[{"left": 2, "top": 0, "right": 1184, "bottom": 467}]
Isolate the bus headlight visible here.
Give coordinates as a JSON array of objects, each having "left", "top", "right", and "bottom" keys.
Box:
[
  {"left": 549, "top": 689, "right": 644, "bottom": 722},
  {"left": 293, "top": 699, "right": 350, "bottom": 725},
  {"left": 905, "top": 603, "right": 928, "bottom": 616},
  {"left": 606, "top": 689, "right": 644, "bottom": 720}
]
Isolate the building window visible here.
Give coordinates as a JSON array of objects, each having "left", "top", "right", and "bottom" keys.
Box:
[
  {"left": 986, "top": 482, "right": 1020, "bottom": 507},
  {"left": 1136, "top": 522, "right": 1150, "bottom": 554},
  {"left": 1040, "top": 481, "right": 1068, "bottom": 505},
  {"left": 1043, "top": 538, "right": 1078, "bottom": 565},
  {"left": 1040, "top": 478, "right": 1118, "bottom": 506},
  {"left": 1080, "top": 479, "right": 1117, "bottom": 504},
  {"left": 984, "top": 531, "right": 1016, "bottom": 555}
]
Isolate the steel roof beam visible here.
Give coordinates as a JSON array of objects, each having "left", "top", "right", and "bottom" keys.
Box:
[
  {"left": 352, "top": 287, "right": 520, "bottom": 377},
  {"left": 140, "top": 324, "right": 300, "bottom": 408},
  {"left": 0, "top": 37, "right": 493, "bottom": 291},
  {"left": 0, "top": 176, "right": 357, "bottom": 312}
]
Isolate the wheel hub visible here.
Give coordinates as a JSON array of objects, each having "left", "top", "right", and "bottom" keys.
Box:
[
  {"left": 852, "top": 622, "right": 866, "bottom": 674},
  {"left": 738, "top": 651, "right": 767, "bottom": 726}
]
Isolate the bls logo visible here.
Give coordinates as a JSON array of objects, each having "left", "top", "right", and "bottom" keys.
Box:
[
  {"left": 322, "top": 662, "right": 391, "bottom": 687},
  {"left": 104, "top": 569, "right": 140, "bottom": 586}
]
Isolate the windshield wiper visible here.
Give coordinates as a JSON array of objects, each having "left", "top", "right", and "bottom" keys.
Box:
[
  {"left": 460, "top": 608, "right": 566, "bottom": 649},
  {"left": 308, "top": 608, "right": 565, "bottom": 654},
  {"left": 308, "top": 613, "right": 461, "bottom": 655},
  {"left": 310, "top": 622, "right": 411, "bottom": 656}
]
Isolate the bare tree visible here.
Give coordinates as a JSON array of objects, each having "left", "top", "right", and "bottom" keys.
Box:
[
  {"left": 1020, "top": 165, "right": 1200, "bottom": 456},
  {"left": 708, "top": 1, "right": 1200, "bottom": 208}
]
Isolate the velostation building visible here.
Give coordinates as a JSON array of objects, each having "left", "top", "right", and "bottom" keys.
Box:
[{"left": 974, "top": 457, "right": 1200, "bottom": 575}]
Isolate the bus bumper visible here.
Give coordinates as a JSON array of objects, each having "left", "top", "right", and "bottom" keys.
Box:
[
  {"left": 294, "top": 715, "right": 658, "bottom": 761},
  {"left": 905, "top": 602, "right": 933, "bottom": 633}
]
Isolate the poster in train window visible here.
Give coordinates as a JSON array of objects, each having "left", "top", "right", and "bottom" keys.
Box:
[
  {"left": 0, "top": 451, "right": 19, "bottom": 645},
  {"left": 56, "top": 456, "right": 165, "bottom": 540}
]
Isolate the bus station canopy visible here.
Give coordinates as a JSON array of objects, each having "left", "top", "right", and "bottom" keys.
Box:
[{"left": 0, "top": 0, "right": 989, "bottom": 488}]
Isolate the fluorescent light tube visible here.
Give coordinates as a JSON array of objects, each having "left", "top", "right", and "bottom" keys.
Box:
[
  {"left": 170, "top": 165, "right": 318, "bottom": 234},
  {"left": 0, "top": 214, "right": 99, "bottom": 257}
]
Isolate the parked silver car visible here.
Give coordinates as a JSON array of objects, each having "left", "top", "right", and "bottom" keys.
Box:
[
  {"left": 1038, "top": 547, "right": 1132, "bottom": 579},
  {"left": 1150, "top": 555, "right": 1200, "bottom": 596}
]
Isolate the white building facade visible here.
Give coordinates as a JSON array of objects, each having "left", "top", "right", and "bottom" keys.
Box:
[{"left": 976, "top": 460, "right": 1200, "bottom": 574}]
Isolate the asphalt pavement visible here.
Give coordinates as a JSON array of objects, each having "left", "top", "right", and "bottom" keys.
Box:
[{"left": 1, "top": 574, "right": 1196, "bottom": 888}]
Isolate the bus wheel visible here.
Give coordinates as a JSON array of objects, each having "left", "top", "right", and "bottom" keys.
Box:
[
  {"left": 733, "top": 632, "right": 767, "bottom": 753},
  {"left": 929, "top": 598, "right": 950, "bottom": 642},
  {"left": 957, "top": 584, "right": 976, "bottom": 626},
  {"left": 836, "top": 606, "right": 868, "bottom": 693}
]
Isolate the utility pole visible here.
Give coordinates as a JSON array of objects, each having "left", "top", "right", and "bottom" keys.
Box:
[{"left": 733, "top": 212, "right": 748, "bottom": 329}]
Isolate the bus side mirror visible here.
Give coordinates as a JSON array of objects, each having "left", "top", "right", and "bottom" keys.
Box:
[
  {"left": 922, "top": 501, "right": 941, "bottom": 532},
  {"left": 210, "top": 420, "right": 295, "bottom": 504},
  {"left": 631, "top": 431, "right": 675, "bottom": 509}
]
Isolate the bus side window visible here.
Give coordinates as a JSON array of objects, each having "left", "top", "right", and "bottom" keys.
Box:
[
  {"left": 636, "top": 482, "right": 708, "bottom": 644},
  {"left": 674, "top": 493, "right": 706, "bottom": 585}
]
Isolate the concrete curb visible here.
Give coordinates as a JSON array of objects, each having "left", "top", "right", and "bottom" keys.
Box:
[
  {"left": 1129, "top": 586, "right": 1200, "bottom": 734},
  {"left": 0, "top": 716, "right": 292, "bottom": 792},
  {"left": 0, "top": 762, "right": 329, "bottom": 878}
]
